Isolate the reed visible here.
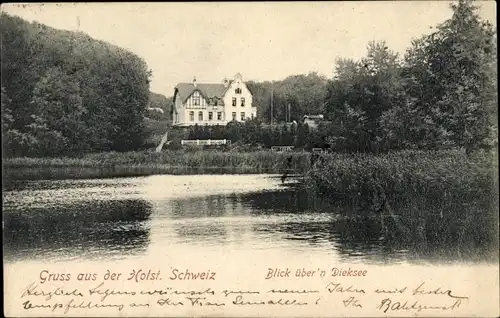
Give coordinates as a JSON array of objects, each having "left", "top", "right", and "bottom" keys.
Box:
[
  {"left": 305, "top": 149, "right": 497, "bottom": 197},
  {"left": 5, "top": 149, "right": 496, "bottom": 195},
  {"left": 4, "top": 149, "right": 311, "bottom": 173}
]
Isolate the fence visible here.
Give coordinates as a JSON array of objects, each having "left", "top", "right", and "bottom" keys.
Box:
[
  {"left": 271, "top": 146, "right": 294, "bottom": 152},
  {"left": 312, "top": 148, "right": 326, "bottom": 153},
  {"left": 181, "top": 139, "right": 231, "bottom": 146}
]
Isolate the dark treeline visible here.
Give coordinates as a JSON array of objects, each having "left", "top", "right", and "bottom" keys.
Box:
[{"left": 1, "top": 13, "right": 151, "bottom": 157}]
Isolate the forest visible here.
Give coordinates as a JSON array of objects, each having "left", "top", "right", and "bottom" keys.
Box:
[
  {"left": 1, "top": 0, "right": 498, "bottom": 158},
  {"left": 1, "top": 13, "right": 151, "bottom": 157}
]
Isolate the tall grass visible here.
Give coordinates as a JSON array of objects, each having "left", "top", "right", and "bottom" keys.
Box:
[
  {"left": 4, "top": 150, "right": 311, "bottom": 173},
  {"left": 305, "top": 149, "right": 497, "bottom": 197},
  {"left": 5, "top": 149, "right": 496, "bottom": 189},
  {"left": 303, "top": 149, "right": 498, "bottom": 262}
]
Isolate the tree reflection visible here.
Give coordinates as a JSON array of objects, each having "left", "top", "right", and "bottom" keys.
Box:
[
  {"left": 242, "top": 187, "right": 499, "bottom": 264},
  {"left": 174, "top": 223, "right": 228, "bottom": 245},
  {"left": 3, "top": 199, "right": 153, "bottom": 262},
  {"left": 4, "top": 176, "right": 497, "bottom": 265},
  {"left": 160, "top": 194, "right": 249, "bottom": 219}
]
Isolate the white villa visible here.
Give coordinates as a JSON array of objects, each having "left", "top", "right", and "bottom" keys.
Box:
[{"left": 172, "top": 73, "right": 256, "bottom": 126}]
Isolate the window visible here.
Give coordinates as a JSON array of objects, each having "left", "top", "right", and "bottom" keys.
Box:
[
  {"left": 241, "top": 112, "right": 245, "bottom": 121},
  {"left": 251, "top": 113, "right": 255, "bottom": 119},
  {"left": 232, "top": 112, "right": 236, "bottom": 121},
  {"left": 198, "top": 111, "right": 203, "bottom": 121},
  {"left": 189, "top": 111, "right": 194, "bottom": 121},
  {"left": 217, "top": 112, "right": 222, "bottom": 120},
  {"left": 208, "top": 112, "right": 213, "bottom": 120},
  {"left": 214, "top": 99, "right": 218, "bottom": 106},
  {"left": 235, "top": 88, "right": 242, "bottom": 94},
  {"left": 241, "top": 97, "right": 245, "bottom": 106},
  {"left": 192, "top": 91, "right": 200, "bottom": 106},
  {"left": 232, "top": 98, "right": 237, "bottom": 106}
]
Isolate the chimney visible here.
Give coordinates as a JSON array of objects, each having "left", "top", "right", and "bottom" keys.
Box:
[
  {"left": 193, "top": 76, "right": 197, "bottom": 87},
  {"left": 222, "top": 77, "right": 229, "bottom": 88}
]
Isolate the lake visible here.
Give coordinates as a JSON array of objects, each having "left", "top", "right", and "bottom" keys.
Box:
[{"left": 3, "top": 174, "right": 498, "bottom": 265}]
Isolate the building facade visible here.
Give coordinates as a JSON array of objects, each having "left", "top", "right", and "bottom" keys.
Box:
[{"left": 172, "top": 73, "right": 256, "bottom": 126}]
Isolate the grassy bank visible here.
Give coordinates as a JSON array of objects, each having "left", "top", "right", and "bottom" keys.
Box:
[
  {"left": 5, "top": 149, "right": 497, "bottom": 179},
  {"left": 3, "top": 150, "right": 311, "bottom": 174},
  {"left": 304, "top": 149, "right": 498, "bottom": 261},
  {"left": 4, "top": 149, "right": 497, "bottom": 193}
]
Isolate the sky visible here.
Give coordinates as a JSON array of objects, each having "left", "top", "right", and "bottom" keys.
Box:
[{"left": 2, "top": 1, "right": 497, "bottom": 96}]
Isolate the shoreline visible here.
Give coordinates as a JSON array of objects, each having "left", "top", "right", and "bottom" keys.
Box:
[{"left": 3, "top": 149, "right": 497, "bottom": 196}]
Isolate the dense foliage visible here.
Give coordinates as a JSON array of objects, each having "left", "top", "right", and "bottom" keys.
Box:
[
  {"left": 247, "top": 72, "right": 328, "bottom": 123},
  {"left": 1, "top": 13, "right": 151, "bottom": 157},
  {"left": 146, "top": 92, "right": 173, "bottom": 121},
  {"left": 183, "top": 119, "right": 332, "bottom": 150},
  {"left": 307, "top": 149, "right": 496, "bottom": 198},
  {"left": 324, "top": 0, "right": 497, "bottom": 154}
]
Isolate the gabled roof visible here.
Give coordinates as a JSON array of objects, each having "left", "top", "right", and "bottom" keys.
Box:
[{"left": 174, "top": 83, "right": 230, "bottom": 104}]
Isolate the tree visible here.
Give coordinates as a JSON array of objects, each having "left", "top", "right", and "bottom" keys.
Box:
[
  {"left": 24, "top": 115, "right": 68, "bottom": 156},
  {"left": 1, "top": 13, "right": 152, "bottom": 156},
  {"left": 396, "top": 0, "right": 497, "bottom": 152},
  {"left": 148, "top": 92, "right": 173, "bottom": 121},
  {"left": 325, "top": 1, "right": 496, "bottom": 154},
  {"left": 31, "top": 67, "right": 89, "bottom": 155},
  {"left": 247, "top": 72, "right": 328, "bottom": 123},
  {"left": 241, "top": 118, "right": 261, "bottom": 145},
  {"left": 295, "top": 121, "right": 309, "bottom": 148},
  {"left": 0, "top": 14, "right": 41, "bottom": 132},
  {"left": 225, "top": 121, "right": 244, "bottom": 142},
  {"left": 325, "top": 41, "right": 404, "bottom": 152},
  {"left": 1, "top": 87, "right": 13, "bottom": 134}
]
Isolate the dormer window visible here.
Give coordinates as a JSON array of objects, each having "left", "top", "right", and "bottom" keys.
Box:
[
  {"left": 192, "top": 91, "right": 200, "bottom": 106},
  {"left": 235, "top": 88, "right": 242, "bottom": 94},
  {"left": 214, "top": 99, "right": 218, "bottom": 106}
]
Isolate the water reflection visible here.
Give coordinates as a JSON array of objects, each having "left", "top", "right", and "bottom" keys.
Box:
[
  {"left": 3, "top": 199, "right": 152, "bottom": 262},
  {"left": 2, "top": 174, "right": 498, "bottom": 264},
  {"left": 244, "top": 189, "right": 499, "bottom": 264}
]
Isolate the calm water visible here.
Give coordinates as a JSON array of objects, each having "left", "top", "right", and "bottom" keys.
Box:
[{"left": 3, "top": 174, "right": 498, "bottom": 264}]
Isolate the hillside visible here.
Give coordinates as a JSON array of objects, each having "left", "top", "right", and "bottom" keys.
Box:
[
  {"left": 1, "top": 13, "right": 151, "bottom": 156},
  {"left": 145, "top": 92, "right": 173, "bottom": 121}
]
